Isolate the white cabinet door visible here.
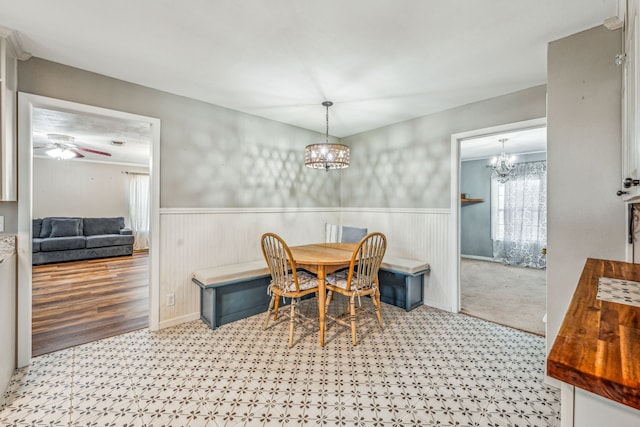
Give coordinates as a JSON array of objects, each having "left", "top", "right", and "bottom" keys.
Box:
[{"left": 574, "top": 388, "right": 640, "bottom": 427}]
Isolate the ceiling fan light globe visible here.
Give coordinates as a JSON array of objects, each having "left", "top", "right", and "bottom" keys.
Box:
[{"left": 46, "top": 147, "right": 75, "bottom": 160}]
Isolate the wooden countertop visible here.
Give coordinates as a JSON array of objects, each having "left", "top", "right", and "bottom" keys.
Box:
[{"left": 547, "top": 258, "right": 640, "bottom": 410}]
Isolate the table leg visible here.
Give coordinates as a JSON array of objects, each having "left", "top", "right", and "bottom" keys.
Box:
[{"left": 317, "top": 265, "right": 326, "bottom": 347}]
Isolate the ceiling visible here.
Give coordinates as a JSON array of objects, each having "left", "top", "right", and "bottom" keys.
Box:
[
  {"left": 460, "top": 126, "right": 547, "bottom": 161},
  {"left": 32, "top": 108, "right": 151, "bottom": 166},
  {"left": 1, "top": 0, "right": 617, "bottom": 140}
]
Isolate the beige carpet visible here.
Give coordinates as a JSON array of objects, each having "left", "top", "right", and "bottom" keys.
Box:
[{"left": 460, "top": 258, "right": 546, "bottom": 336}]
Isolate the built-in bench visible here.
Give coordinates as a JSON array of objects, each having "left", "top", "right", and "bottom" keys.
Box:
[
  {"left": 192, "top": 255, "right": 430, "bottom": 329},
  {"left": 379, "top": 256, "right": 430, "bottom": 311},
  {"left": 192, "top": 261, "right": 271, "bottom": 329}
]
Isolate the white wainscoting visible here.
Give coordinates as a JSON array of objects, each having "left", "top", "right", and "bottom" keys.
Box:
[
  {"left": 158, "top": 208, "right": 341, "bottom": 326},
  {"left": 159, "top": 207, "right": 451, "bottom": 328},
  {"left": 340, "top": 208, "right": 452, "bottom": 311}
]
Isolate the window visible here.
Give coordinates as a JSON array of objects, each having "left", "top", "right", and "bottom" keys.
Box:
[{"left": 490, "top": 161, "right": 547, "bottom": 268}]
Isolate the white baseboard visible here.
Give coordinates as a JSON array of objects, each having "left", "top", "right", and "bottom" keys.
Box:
[
  {"left": 423, "top": 300, "right": 453, "bottom": 312},
  {"left": 158, "top": 312, "right": 201, "bottom": 330},
  {"left": 460, "top": 254, "right": 495, "bottom": 262}
]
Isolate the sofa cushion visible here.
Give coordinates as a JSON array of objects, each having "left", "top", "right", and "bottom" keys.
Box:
[
  {"left": 33, "top": 219, "right": 43, "bottom": 238},
  {"left": 40, "top": 236, "right": 86, "bottom": 252},
  {"left": 83, "top": 217, "right": 124, "bottom": 236},
  {"left": 50, "top": 218, "right": 82, "bottom": 237},
  {"left": 85, "top": 234, "right": 134, "bottom": 249},
  {"left": 32, "top": 238, "right": 42, "bottom": 253},
  {"left": 40, "top": 217, "right": 84, "bottom": 237}
]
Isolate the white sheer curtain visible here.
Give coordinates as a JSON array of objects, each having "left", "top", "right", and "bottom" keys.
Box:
[
  {"left": 128, "top": 173, "right": 150, "bottom": 250},
  {"left": 491, "top": 161, "right": 547, "bottom": 268}
]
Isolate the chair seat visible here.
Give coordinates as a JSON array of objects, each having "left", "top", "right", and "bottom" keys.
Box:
[
  {"left": 271, "top": 270, "right": 317, "bottom": 293},
  {"left": 326, "top": 271, "right": 375, "bottom": 292}
]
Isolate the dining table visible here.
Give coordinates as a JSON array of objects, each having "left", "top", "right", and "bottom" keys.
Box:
[{"left": 289, "top": 242, "right": 358, "bottom": 346}]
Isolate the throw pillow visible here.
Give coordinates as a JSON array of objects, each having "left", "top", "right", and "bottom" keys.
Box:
[
  {"left": 40, "top": 218, "right": 53, "bottom": 238},
  {"left": 341, "top": 226, "right": 368, "bottom": 243},
  {"left": 50, "top": 218, "right": 81, "bottom": 237},
  {"left": 325, "top": 223, "right": 341, "bottom": 243},
  {"left": 32, "top": 218, "right": 43, "bottom": 237}
]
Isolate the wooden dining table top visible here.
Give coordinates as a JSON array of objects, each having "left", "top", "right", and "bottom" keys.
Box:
[{"left": 289, "top": 242, "right": 357, "bottom": 267}]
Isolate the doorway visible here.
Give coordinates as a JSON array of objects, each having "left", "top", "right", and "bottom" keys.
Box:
[
  {"left": 17, "top": 94, "right": 161, "bottom": 366},
  {"left": 450, "top": 118, "right": 547, "bottom": 335}
]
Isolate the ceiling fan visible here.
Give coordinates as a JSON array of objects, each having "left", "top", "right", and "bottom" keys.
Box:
[{"left": 34, "top": 134, "right": 112, "bottom": 160}]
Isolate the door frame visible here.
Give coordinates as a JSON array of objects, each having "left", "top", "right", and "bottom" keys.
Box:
[
  {"left": 17, "top": 93, "right": 161, "bottom": 366},
  {"left": 449, "top": 117, "right": 546, "bottom": 313}
]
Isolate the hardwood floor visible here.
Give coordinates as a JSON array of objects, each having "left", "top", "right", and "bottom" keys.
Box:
[{"left": 32, "top": 251, "right": 149, "bottom": 357}]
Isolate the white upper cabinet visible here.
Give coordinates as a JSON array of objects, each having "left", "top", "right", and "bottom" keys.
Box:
[
  {"left": 0, "top": 28, "right": 28, "bottom": 202},
  {"left": 0, "top": 33, "right": 18, "bottom": 201}
]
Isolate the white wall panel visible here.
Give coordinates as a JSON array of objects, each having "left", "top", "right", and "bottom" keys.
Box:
[
  {"left": 340, "top": 209, "right": 451, "bottom": 311},
  {"left": 158, "top": 208, "right": 451, "bottom": 326},
  {"left": 159, "top": 208, "right": 341, "bottom": 323},
  {"left": 33, "top": 157, "right": 148, "bottom": 222}
]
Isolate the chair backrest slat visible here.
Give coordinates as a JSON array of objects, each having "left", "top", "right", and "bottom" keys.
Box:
[
  {"left": 261, "top": 233, "right": 300, "bottom": 292},
  {"left": 348, "top": 232, "right": 387, "bottom": 291}
]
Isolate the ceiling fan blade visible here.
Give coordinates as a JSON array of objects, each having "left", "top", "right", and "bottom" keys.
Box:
[
  {"left": 69, "top": 149, "right": 85, "bottom": 158},
  {"left": 76, "top": 147, "right": 112, "bottom": 156}
]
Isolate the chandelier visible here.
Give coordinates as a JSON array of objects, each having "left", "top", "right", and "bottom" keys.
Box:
[
  {"left": 491, "top": 138, "right": 515, "bottom": 183},
  {"left": 305, "top": 101, "right": 350, "bottom": 171}
]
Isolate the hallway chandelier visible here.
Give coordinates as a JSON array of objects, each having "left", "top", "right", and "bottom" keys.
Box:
[
  {"left": 305, "top": 101, "right": 350, "bottom": 171},
  {"left": 491, "top": 138, "right": 515, "bottom": 183}
]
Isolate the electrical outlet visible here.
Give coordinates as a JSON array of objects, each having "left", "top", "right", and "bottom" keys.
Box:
[{"left": 167, "top": 294, "right": 175, "bottom": 306}]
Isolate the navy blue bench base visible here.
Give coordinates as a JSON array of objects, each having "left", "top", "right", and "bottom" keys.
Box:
[
  {"left": 378, "top": 269, "right": 424, "bottom": 311},
  {"left": 194, "top": 261, "right": 427, "bottom": 329},
  {"left": 194, "top": 275, "right": 272, "bottom": 329},
  {"left": 193, "top": 273, "right": 313, "bottom": 330}
]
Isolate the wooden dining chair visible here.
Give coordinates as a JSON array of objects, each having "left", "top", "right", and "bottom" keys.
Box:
[
  {"left": 261, "top": 233, "right": 319, "bottom": 348},
  {"left": 325, "top": 232, "right": 387, "bottom": 345}
]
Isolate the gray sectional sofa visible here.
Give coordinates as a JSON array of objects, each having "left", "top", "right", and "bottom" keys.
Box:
[{"left": 32, "top": 217, "right": 134, "bottom": 265}]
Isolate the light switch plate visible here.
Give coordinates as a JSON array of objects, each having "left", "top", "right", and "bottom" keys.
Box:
[{"left": 0, "top": 216, "right": 4, "bottom": 232}]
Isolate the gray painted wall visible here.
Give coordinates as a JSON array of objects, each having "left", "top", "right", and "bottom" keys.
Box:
[
  {"left": 339, "top": 85, "right": 547, "bottom": 209},
  {"left": 18, "top": 58, "right": 340, "bottom": 212},
  {"left": 547, "top": 26, "right": 624, "bottom": 350},
  {"left": 460, "top": 152, "right": 546, "bottom": 258},
  {"left": 460, "top": 158, "right": 493, "bottom": 258}
]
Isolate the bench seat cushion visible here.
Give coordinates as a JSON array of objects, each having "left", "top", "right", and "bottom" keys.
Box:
[
  {"left": 381, "top": 256, "right": 430, "bottom": 275},
  {"left": 193, "top": 260, "right": 270, "bottom": 287}
]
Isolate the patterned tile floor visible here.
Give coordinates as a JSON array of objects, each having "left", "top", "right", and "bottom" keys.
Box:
[{"left": 0, "top": 300, "right": 560, "bottom": 426}]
